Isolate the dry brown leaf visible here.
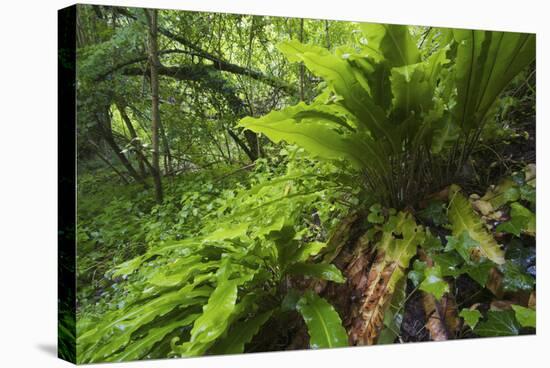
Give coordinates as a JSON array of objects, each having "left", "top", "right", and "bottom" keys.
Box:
[
  {"left": 472, "top": 199, "right": 494, "bottom": 216},
  {"left": 486, "top": 267, "right": 504, "bottom": 298}
]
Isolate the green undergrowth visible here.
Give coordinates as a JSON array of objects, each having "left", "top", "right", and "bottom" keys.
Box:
[{"left": 76, "top": 149, "right": 356, "bottom": 362}]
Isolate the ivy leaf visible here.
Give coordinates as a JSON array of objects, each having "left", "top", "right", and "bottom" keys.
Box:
[
  {"left": 422, "top": 230, "right": 443, "bottom": 254},
  {"left": 495, "top": 217, "right": 523, "bottom": 237},
  {"left": 419, "top": 265, "right": 449, "bottom": 300},
  {"left": 296, "top": 291, "right": 348, "bottom": 348},
  {"left": 481, "top": 178, "right": 520, "bottom": 210},
  {"left": 474, "top": 310, "right": 520, "bottom": 337},
  {"left": 461, "top": 260, "right": 493, "bottom": 287},
  {"left": 506, "top": 240, "right": 536, "bottom": 276},
  {"left": 407, "top": 259, "right": 427, "bottom": 287},
  {"left": 511, "top": 305, "right": 536, "bottom": 328},
  {"left": 459, "top": 309, "right": 482, "bottom": 329},
  {"left": 499, "top": 261, "right": 535, "bottom": 292},
  {"left": 432, "top": 251, "right": 462, "bottom": 277},
  {"left": 496, "top": 203, "right": 535, "bottom": 237},
  {"left": 367, "top": 203, "right": 384, "bottom": 224},
  {"left": 445, "top": 231, "right": 481, "bottom": 264},
  {"left": 419, "top": 200, "right": 448, "bottom": 226},
  {"left": 520, "top": 185, "right": 535, "bottom": 204}
]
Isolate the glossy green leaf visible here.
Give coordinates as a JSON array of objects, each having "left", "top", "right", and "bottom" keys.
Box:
[
  {"left": 239, "top": 103, "right": 380, "bottom": 172},
  {"left": 452, "top": 30, "right": 535, "bottom": 132},
  {"left": 359, "top": 24, "right": 420, "bottom": 67},
  {"left": 444, "top": 232, "right": 479, "bottom": 264},
  {"left": 408, "top": 259, "right": 427, "bottom": 287},
  {"left": 291, "top": 241, "right": 327, "bottom": 263},
  {"left": 496, "top": 202, "right": 535, "bottom": 237},
  {"left": 419, "top": 200, "right": 448, "bottom": 226},
  {"left": 499, "top": 261, "right": 535, "bottom": 292},
  {"left": 296, "top": 291, "right": 348, "bottom": 349},
  {"left": 461, "top": 260, "right": 493, "bottom": 287},
  {"left": 211, "top": 310, "right": 274, "bottom": 354},
  {"left": 419, "top": 265, "right": 449, "bottom": 300},
  {"left": 107, "top": 314, "right": 200, "bottom": 362},
  {"left": 459, "top": 309, "right": 482, "bottom": 329},
  {"left": 511, "top": 305, "right": 536, "bottom": 328},
  {"left": 474, "top": 310, "right": 520, "bottom": 337}
]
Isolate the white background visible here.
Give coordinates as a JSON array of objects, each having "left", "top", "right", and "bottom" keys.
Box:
[{"left": 0, "top": 0, "right": 547, "bottom": 367}]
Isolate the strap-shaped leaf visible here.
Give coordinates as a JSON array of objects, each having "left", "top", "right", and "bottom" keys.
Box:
[
  {"left": 390, "top": 47, "right": 449, "bottom": 124},
  {"left": 296, "top": 291, "right": 349, "bottom": 348},
  {"left": 277, "top": 40, "right": 398, "bottom": 150},
  {"left": 350, "top": 212, "right": 424, "bottom": 345},
  {"left": 359, "top": 24, "right": 420, "bottom": 67},
  {"left": 77, "top": 285, "right": 211, "bottom": 362},
  {"left": 106, "top": 313, "right": 200, "bottom": 362},
  {"left": 239, "top": 102, "right": 389, "bottom": 174},
  {"left": 210, "top": 310, "right": 274, "bottom": 354},
  {"left": 448, "top": 185, "right": 505, "bottom": 264},
  {"left": 172, "top": 261, "right": 246, "bottom": 356},
  {"left": 452, "top": 30, "right": 535, "bottom": 132}
]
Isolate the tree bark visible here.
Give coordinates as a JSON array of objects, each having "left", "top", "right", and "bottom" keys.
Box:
[
  {"left": 89, "top": 140, "right": 130, "bottom": 184},
  {"left": 299, "top": 19, "right": 305, "bottom": 101},
  {"left": 145, "top": 8, "right": 164, "bottom": 204},
  {"left": 116, "top": 102, "right": 147, "bottom": 178},
  {"left": 158, "top": 119, "right": 173, "bottom": 175},
  {"left": 96, "top": 116, "right": 147, "bottom": 187}
]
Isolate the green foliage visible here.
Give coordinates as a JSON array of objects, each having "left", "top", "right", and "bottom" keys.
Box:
[
  {"left": 74, "top": 9, "right": 536, "bottom": 361},
  {"left": 459, "top": 309, "right": 482, "bottom": 329},
  {"left": 76, "top": 157, "right": 352, "bottom": 362},
  {"left": 448, "top": 186, "right": 505, "bottom": 264},
  {"left": 511, "top": 305, "right": 536, "bottom": 328},
  {"left": 377, "top": 278, "right": 407, "bottom": 345},
  {"left": 496, "top": 202, "right": 535, "bottom": 236},
  {"left": 444, "top": 231, "right": 481, "bottom": 265},
  {"left": 408, "top": 259, "right": 427, "bottom": 287},
  {"left": 240, "top": 25, "right": 535, "bottom": 207},
  {"left": 499, "top": 261, "right": 535, "bottom": 292},
  {"left": 287, "top": 263, "right": 346, "bottom": 283},
  {"left": 296, "top": 291, "right": 349, "bottom": 349},
  {"left": 474, "top": 310, "right": 520, "bottom": 337},
  {"left": 367, "top": 203, "right": 385, "bottom": 224},
  {"left": 418, "top": 200, "right": 448, "bottom": 226},
  {"left": 419, "top": 265, "right": 449, "bottom": 300}
]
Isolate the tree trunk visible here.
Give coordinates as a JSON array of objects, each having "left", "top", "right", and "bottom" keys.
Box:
[
  {"left": 325, "top": 20, "right": 331, "bottom": 49},
  {"left": 228, "top": 128, "right": 256, "bottom": 162},
  {"left": 299, "top": 19, "right": 305, "bottom": 101},
  {"left": 89, "top": 140, "right": 130, "bottom": 184},
  {"left": 116, "top": 102, "right": 147, "bottom": 178},
  {"left": 145, "top": 8, "right": 163, "bottom": 204},
  {"left": 158, "top": 119, "right": 173, "bottom": 175},
  {"left": 95, "top": 112, "right": 147, "bottom": 187}
]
